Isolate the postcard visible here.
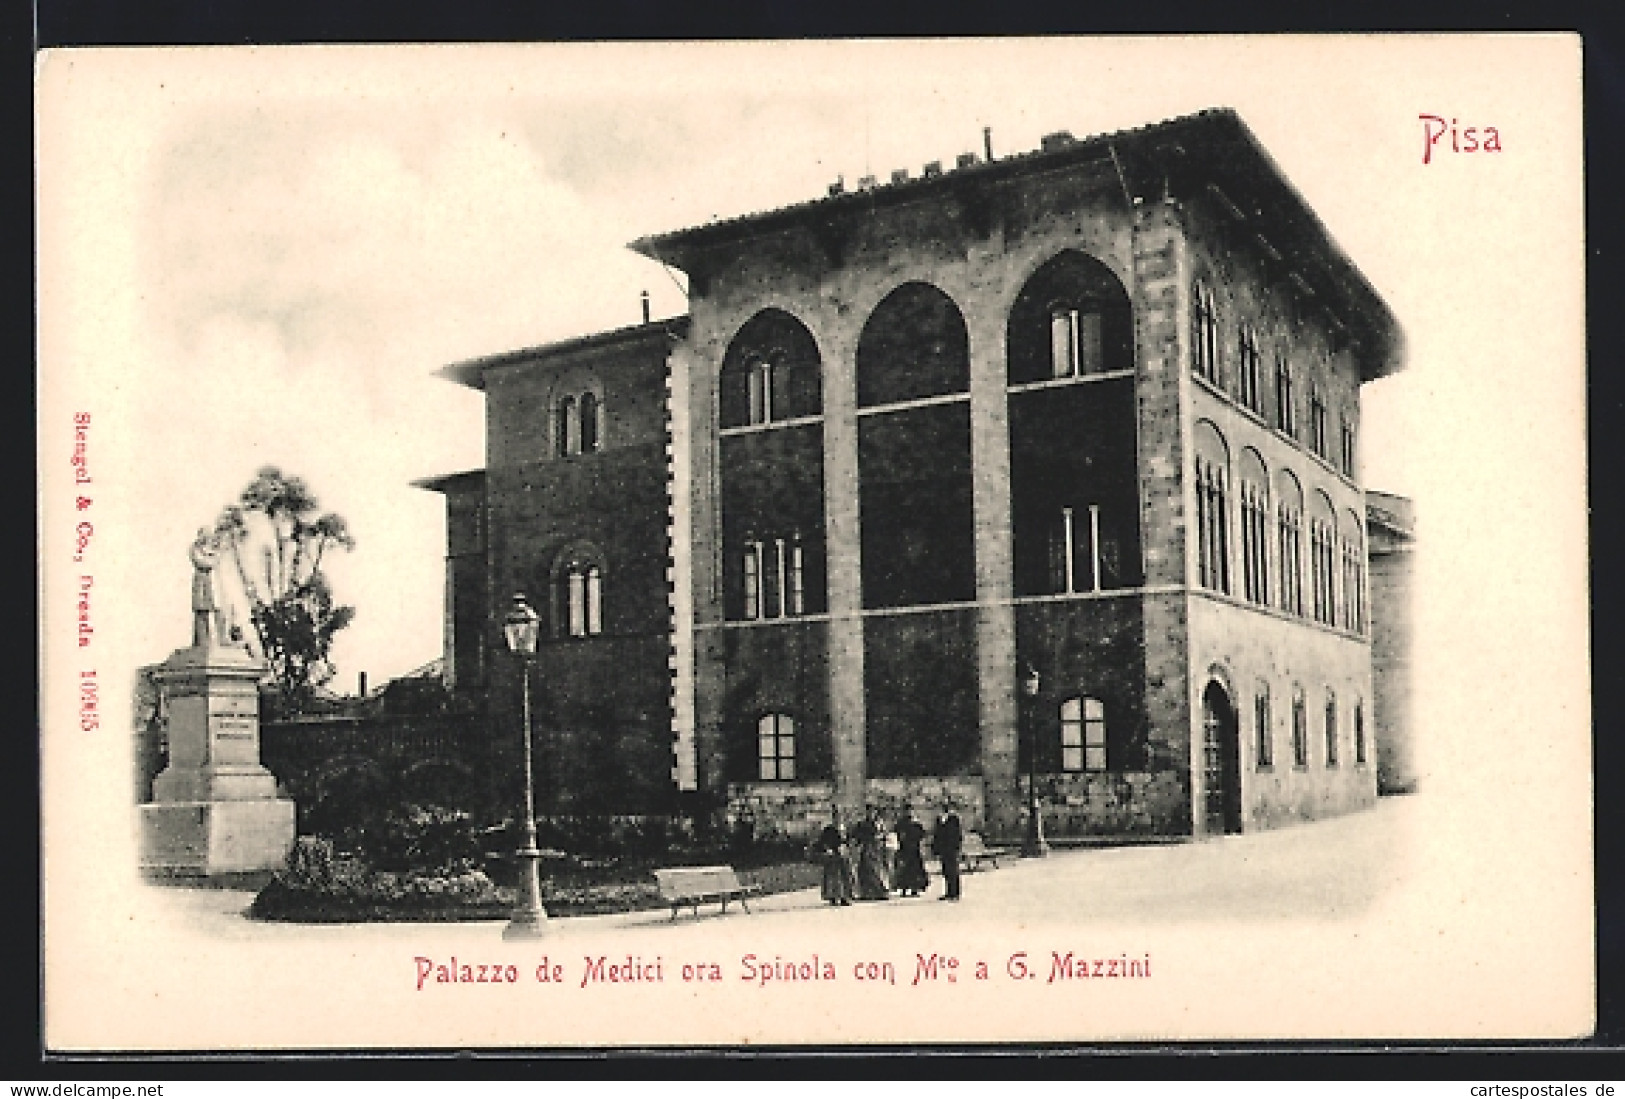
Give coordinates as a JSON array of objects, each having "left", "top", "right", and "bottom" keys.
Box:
[{"left": 37, "top": 35, "right": 1591, "bottom": 1049}]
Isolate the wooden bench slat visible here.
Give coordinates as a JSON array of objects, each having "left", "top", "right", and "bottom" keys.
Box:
[{"left": 654, "top": 865, "right": 761, "bottom": 919}]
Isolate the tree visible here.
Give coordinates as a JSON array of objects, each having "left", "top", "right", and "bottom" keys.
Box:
[{"left": 210, "top": 467, "right": 357, "bottom": 713}]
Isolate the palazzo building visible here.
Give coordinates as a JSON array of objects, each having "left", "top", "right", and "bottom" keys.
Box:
[{"left": 421, "top": 108, "right": 1404, "bottom": 841}]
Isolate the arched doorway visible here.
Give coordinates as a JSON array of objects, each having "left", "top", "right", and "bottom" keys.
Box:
[{"left": 1200, "top": 680, "right": 1242, "bottom": 835}]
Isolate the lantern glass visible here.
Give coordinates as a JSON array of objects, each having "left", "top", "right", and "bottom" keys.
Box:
[{"left": 503, "top": 594, "right": 540, "bottom": 655}]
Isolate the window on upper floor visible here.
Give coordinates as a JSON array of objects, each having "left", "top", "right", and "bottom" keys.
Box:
[
  {"left": 1309, "top": 388, "right": 1328, "bottom": 459},
  {"left": 1339, "top": 412, "right": 1356, "bottom": 477},
  {"left": 1049, "top": 306, "right": 1105, "bottom": 380},
  {"left": 741, "top": 533, "right": 806, "bottom": 621},
  {"left": 1274, "top": 355, "right": 1296, "bottom": 436},
  {"left": 1195, "top": 422, "right": 1231, "bottom": 595},
  {"left": 1238, "top": 325, "right": 1263, "bottom": 414},
  {"left": 757, "top": 713, "right": 796, "bottom": 781},
  {"left": 552, "top": 545, "right": 606, "bottom": 638},
  {"left": 1275, "top": 471, "right": 1305, "bottom": 618},
  {"left": 1191, "top": 282, "right": 1220, "bottom": 387},
  {"left": 1239, "top": 450, "right": 1270, "bottom": 607},
  {"left": 1354, "top": 701, "right": 1367, "bottom": 765},
  {"left": 1060, "top": 696, "right": 1107, "bottom": 773},
  {"left": 720, "top": 309, "right": 823, "bottom": 429},
  {"left": 556, "top": 391, "right": 604, "bottom": 457},
  {"left": 1046, "top": 503, "right": 1121, "bottom": 594}
]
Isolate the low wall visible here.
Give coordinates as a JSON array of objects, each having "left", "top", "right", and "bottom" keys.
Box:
[
  {"left": 726, "top": 776, "right": 987, "bottom": 841},
  {"left": 1018, "top": 770, "right": 1190, "bottom": 837}
]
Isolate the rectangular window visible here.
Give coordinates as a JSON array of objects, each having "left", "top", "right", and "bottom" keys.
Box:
[
  {"left": 1254, "top": 689, "right": 1273, "bottom": 769},
  {"left": 757, "top": 714, "right": 796, "bottom": 781},
  {"left": 1340, "top": 414, "right": 1356, "bottom": 476},
  {"left": 1354, "top": 703, "right": 1367, "bottom": 764},
  {"left": 747, "top": 361, "right": 772, "bottom": 425},
  {"left": 1310, "top": 390, "right": 1328, "bottom": 458},
  {"left": 742, "top": 542, "right": 761, "bottom": 620},
  {"left": 1292, "top": 695, "right": 1308, "bottom": 768},
  {"left": 567, "top": 570, "right": 586, "bottom": 637},
  {"left": 1051, "top": 309, "right": 1078, "bottom": 378},
  {"left": 1325, "top": 698, "right": 1339, "bottom": 767},
  {"left": 1061, "top": 697, "right": 1107, "bottom": 772},
  {"left": 787, "top": 538, "right": 805, "bottom": 616},
  {"left": 1084, "top": 697, "right": 1107, "bottom": 772}
]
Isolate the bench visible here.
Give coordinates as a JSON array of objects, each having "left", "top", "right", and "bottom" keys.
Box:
[
  {"left": 654, "top": 865, "right": 763, "bottom": 920},
  {"left": 959, "top": 832, "right": 1015, "bottom": 872}
]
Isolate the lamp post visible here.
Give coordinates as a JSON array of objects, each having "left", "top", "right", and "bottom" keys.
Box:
[
  {"left": 501, "top": 592, "right": 549, "bottom": 940},
  {"left": 1020, "top": 662, "right": 1050, "bottom": 858}
]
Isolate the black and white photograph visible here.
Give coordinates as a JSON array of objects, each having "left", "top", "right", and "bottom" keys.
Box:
[{"left": 37, "top": 35, "right": 1591, "bottom": 1048}]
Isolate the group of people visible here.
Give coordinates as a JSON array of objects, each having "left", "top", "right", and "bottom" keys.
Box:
[{"left": 810, "top": 804, "right": 964, "bottom": 905}]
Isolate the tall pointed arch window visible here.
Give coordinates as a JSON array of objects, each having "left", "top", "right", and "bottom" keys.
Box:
[
  {"left": 1324, "top": 690, "right": 1340, "bottom": 767},
  {"left": 1291, "top": 687, "right": 1309, "bottom": 768},
  {"left": 1310, "top": 491, "right": 1338, "bottom": 626},
  {"left": 1238, "top": 325, "right": 1263, "bottom": 413},
  {"left": 1254, "top": 682, "right": 1273, "bottom": 769}
]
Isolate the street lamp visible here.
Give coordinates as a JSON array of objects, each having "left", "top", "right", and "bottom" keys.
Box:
[
  {"left": 1020, "top": 662, "right": 1050, "bottom": 858},
  {"left": 501, "top": 592, "right": 549, "bottom": 940}
]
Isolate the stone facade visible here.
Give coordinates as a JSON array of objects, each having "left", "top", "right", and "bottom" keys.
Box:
[
  {"left": 425, "top": 108, "right": 1403, "bottom": 844},
  {"left": 1367, "top": 491, "right": 1416, "bottom": 794}
]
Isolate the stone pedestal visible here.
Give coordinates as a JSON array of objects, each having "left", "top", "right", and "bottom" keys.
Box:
[{"left": 140, "top": 642, "right": 295, "bottom": 875}]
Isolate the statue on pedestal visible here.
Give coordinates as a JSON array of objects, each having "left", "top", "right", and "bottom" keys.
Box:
[{"left": 189, "top": 529, "right": 220, "bottom": 648}]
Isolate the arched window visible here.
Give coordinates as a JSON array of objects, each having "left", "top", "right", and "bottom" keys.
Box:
[
  {"left": 1340, "top": 509, "right": 1366, "bottom": 633},
  {"left": 857, "top": 281, "right": 970, "bottom": 407},
  {"left": 1239, "top": 449, "right": 1270, "bottom": 606},
  {"left": 721, "top": 309, "right": 823, "bottom": 429},
  {"left": 579, "top": 391, "right": 601, "bottom": 453},
  {"left": 1191, "top": 281, "right": 1220, "bottom": 386},
  {"left": 1324, "top": 690, "right": 1339, "bottom": 767},
  {"left": 1339, "top": 409, "right": 1357, "bottom": 476},
  {"left": 1047, "top": 503, "right": 1115, "bottom": 594},
  {"left": 1310, "top": 491, "right": 1337, "bottom": 626},
  {"left": 556, "top": 395, "right": 578, "bottom": 458},
  {"left": 1309, "top": 385, "right": 1329, "bottom": 459},
  {"left": 1275, "top": 470, "right": 1305, "bottom": 617},
  {"left": 1253, "top": 682, "right": 1273, "bottom": 769},
  {"left": 1007, "top": 251, "right": 1133, "bottom": 385},
  {"left": 1194, "top": 420, "right": 1231, "bottom": 594},
  {"left": 1291, "top": 687, "right": 1308, "bottom": 768},
  {"left": 551, "top": 544, "right": 607, "bottom": 638},
  {"left": 1060, "top": 697, "right": 1107, "bottom": 772},
  {"left": 757, "top": 714, "right": 796, "bottom": 781},
  {"left": 1274, "top": 353, "right": 1295, "bottom": 435},
  {"left": 1238, "top": 324, "right": 1263, "bottom": 412}
]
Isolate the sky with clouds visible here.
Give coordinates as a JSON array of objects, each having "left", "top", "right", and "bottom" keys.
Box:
[{"left": 41, "top": 38, "right": 1580, "bottom": 698}]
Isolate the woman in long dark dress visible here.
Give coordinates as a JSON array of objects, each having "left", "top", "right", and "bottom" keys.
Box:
[
  {"left": 892, "top": 807, "right": 930, "bottom": 897},
  {"left": 815, "top": 819, "right": 855, "bottom": 906},
  {"left": 851, "top": 809, "right": 891, "bottom": 901}
]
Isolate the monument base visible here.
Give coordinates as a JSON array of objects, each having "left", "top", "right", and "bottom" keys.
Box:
[{"left": 140, "top": 798, "right": 296, "bottom": 875}]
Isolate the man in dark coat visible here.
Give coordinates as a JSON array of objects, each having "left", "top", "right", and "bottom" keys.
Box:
[{"left": 933, "top": 805, "right": 964, "bottom": 901}]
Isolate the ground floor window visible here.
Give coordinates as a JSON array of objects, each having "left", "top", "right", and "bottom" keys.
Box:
[
  {"left": 1291, "top": 689, "right": 1308, "bottom": 768},
  {"left": 757, "top": 713, "right": 796, "bottom": 781},
  {"left": 1254, "top": 684, "right": 1273, "bottom": 769},
  {"left": 1060, "top": 696, "right": 1107, "bottom": 772}
]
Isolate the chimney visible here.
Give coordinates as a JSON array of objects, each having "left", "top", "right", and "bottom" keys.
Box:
[
  {"left": 828, "top": 175, "right": 846, "bottom": 197},
  {"left": 956, "top": 152, "right": 978, "bottom": 169},
  {"left": 640, "top": 290, "right": 651, "bottom": 324},
  {"left": 357, "top": 671, "right": 368, "bottom": 697},
  {"left": 1041, "top": 130, "right": 1076, "bottom": 152},
  {"left": 857, "top": 174, "right": 878, "bottom": 190},
  {"left": 983, "top": 126, "right": 994, "bottom": 161},
  {"left": 922, "top": 160, "right": 943, "bottom": 178},
  {"left": 890, "top": 168, "right": 909, "bottom": 185}
]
